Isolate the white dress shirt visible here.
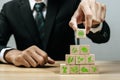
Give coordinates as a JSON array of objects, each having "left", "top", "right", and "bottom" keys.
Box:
[
  {"left": 0, "top": 0, "right": 102, "bottom": 63},
  {"left": 29, "top": 0, "right": 47, "bottom": 18}
]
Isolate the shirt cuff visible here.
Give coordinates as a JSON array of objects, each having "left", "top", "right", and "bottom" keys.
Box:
[
  {"left": 90, "top": 23, "right": 103, "bottom": 33},
  {"left": 0, "top": 48, "right": 13, "bottom": 63}
]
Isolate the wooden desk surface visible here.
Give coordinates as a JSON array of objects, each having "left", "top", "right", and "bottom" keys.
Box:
[{"left": 0, "top": 61, "right": 120, "bottom": 80}]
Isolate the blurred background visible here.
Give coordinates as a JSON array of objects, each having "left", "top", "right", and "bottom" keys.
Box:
[{"left": 0, "top": 0, "right": 120, "bottom": 61}]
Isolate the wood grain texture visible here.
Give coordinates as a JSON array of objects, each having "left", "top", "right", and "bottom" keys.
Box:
[{"left": 0, "top": 61, "right": 120, "bottom": 80}]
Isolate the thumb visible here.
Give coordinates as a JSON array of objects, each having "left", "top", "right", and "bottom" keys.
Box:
[{"left": 48, "top": 57, "right": 55, "bottom": 64}]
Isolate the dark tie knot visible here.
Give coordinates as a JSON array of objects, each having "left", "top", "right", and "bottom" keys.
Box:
[{"left": 34, "top": 3, "right": 45, "bottom": 12}]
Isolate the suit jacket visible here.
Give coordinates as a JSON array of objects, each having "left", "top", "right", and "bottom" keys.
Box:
[{"left": 0, "top": 0, "right": 110, "bottom": 60}]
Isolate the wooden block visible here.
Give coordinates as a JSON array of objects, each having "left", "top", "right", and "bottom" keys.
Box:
[
  {"left": 85, "top": 54, "right": 95, "bottom": 64},
  {"left": 60, "top": 64, "right": 69, "bottom": 74},
  {"left": 75, "top": 29, "right": 86, "bottom": 38},
  {"left": 69, "top": 65, "right": 80, "bottom": 74},
  {"left": 66, "top": 54, "right": 75, "bottom": 64},
  {"left": 80, "top": 45, "right": 90, "bottom": 55},
  {"left": 70, "top": 45, "right": 80, "bottom": 55},
  {"left": 89, "top": 65, "right": 99, "bottom": 73},
  {"left": 76, "top": 55, "right": 86, "bottom": 64},
  {"left": 80, "top": 65, "right": 90, "bottom": 74}
]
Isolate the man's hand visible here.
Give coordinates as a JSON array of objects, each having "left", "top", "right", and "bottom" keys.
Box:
[
  {"left": 5, "top": 45, "right": 55, "bottom": 67},
  {"left": 69, "top": 0, "right": 106, "bottom": 34}
]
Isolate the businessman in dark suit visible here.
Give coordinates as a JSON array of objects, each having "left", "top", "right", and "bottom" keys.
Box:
[{"left": 0, "top": 0, "right": 110, "bottom": 67}]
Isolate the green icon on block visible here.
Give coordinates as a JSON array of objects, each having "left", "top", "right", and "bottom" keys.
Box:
[
  {"left": 92, "top": 67, "right": 97, "bottom": 72},
  {"left": 62, "top": 66, "right": 67, "bottom": 73},
  {"left": 81, "top": 67, "right": 89, "bottom": 72},
  {"left": 77, "top": 56, "right": 84, "bottom": 63},
  {"left": 72, "top": 47, "right": 78, "bottom": 53},
  {"left": 78, "top": 30, "right": 84, "bottom": 37},
  {"left": 71, "top": 66, "right": 79, "bottom": 73},
  {"left": 68, "top": 57, "right": 73, "bottom": 64},
  {"left": 81, "top": 47, "right": 88, "bottom": 53},
  {"left": 88, "top": 56, "right": 93, "bottom": 62}
]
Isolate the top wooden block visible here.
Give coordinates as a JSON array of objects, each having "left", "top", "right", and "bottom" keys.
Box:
[{"left": 75, "top": 29, "right": 86, "bottom": 38}]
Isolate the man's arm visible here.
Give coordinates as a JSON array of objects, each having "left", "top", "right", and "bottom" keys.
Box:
[
  {"left": 0, "top": 3, "right": 55, "bottom": 67},
  {"left": 0, "top": 3, "right": 13, "bottom": 63},
  {"left": 0, "top": 4, "right": 12, "bottom": 51}
]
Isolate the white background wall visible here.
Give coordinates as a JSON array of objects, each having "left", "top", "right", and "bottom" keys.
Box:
[{"left": 0, "top": 0, "right": 120, "bottom": 61}]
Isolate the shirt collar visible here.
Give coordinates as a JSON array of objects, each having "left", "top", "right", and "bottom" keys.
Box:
[{"left": 29, "top": 0, "right": 47, "bottom": 10}]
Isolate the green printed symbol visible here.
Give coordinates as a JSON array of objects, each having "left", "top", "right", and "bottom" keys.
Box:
[
  {"left": 62, "top": 66, "right": 67, "bottom": 73},
  {"left": 81, "top": 67, "right": 89, "bottom": 72},
  {"left": 68, "top": 57, "right": 73, "bottom": 64},
  {"left": 71, "top": 66, "right": 79, "bottom": 73},
  {"left": 92, "top": 67, "right": 97, "bottom": 72},
  {"left": 81, "top": 47, "right": 88, "bottom": 53},
  {"left": 72, "top": 47, "right": 78, "bottom": 53},
  {"left": 88, "top": 56, "right": 93, "bottom": 62},
  {"left": 78, "top": 30, "right": 84, "bottom": 37},
  {"left": 77, "top": 56, "right": 84, "bottom": 63}
]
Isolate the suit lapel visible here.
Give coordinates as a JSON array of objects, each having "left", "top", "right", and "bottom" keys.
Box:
[
  {"left": 19, "top": 0, "right": 40, "bottom": 43},
  {"left": 43, "top": 0, "right": 59, "bottom": 50}
]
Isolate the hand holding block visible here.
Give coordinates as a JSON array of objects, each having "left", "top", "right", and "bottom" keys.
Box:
[
  {"left": 89, "top": 65, "right": 99, "bottom": 73},
  {"left": 80, "top": 45, "right": 90, "bottom": 55},
  {"left": 80, "top": 65, "right": 90, "bottom": 74},
  {"left": 70, "top": 45, "right": 80, "bottom": 55},
  {"left": 75, "top": 29, "right": 86, "bottom": 38},
  {"left": 76, "top": 55, "right": 86, "bottom": 64},
  {"left": 60, "top": 64, "right": 69, "bottom": 74},
  {"left": 66, "top": 55, "right": 75, "bottom": 64},
  {"left": 86, "top": 54, "right": 95, "bottom": 64},
  {"left": 70, "top": 65, "right": 80, "bottom": 74}
]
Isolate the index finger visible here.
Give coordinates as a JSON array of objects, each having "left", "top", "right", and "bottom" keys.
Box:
[
  {"left": 33, "top": 46, "right": 48, "bottom": 63},
  {"left": 80, "top": 0, "right": 93, "bottom": 33}
]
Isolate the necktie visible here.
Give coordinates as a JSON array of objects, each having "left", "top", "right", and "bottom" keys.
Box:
[
  {"left": 34, "top": 3, "right": 45, "bottom": 48},
  {"left": 34, "top": 3, "right": 45, "bottom": 38}
]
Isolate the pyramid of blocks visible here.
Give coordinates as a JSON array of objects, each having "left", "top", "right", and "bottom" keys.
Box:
[{"left": 60, "top": 29, "right": 99, "bottom": 74}]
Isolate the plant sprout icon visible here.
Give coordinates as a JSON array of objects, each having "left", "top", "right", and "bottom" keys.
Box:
[
  {"left": 62, "top": 66, "right": 67, "bottom": 73},
  {"left": 68, "top": 57, "right": 73, "bottom": 64}
]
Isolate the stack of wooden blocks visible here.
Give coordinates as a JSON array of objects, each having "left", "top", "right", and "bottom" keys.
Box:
[{"left": 60, "top": 29, "right": 99, "bottom": 74}]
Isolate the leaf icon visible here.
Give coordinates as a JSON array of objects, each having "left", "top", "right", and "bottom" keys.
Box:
[
  {"left": 81, "top": 47, "right": 88, "bottom": 53},
  {"left": 71, "top": 66, "right": 79, "bottom": 73},
  {"left": 81, "top": 67, "right": 88, "bottom": 72},
  {"left": 78, "top": 56, "right": 84, "bottom": 63},
  {"left": 88, "top": 56, "right": 92, "bottom": 62},
  {"left": 72, "top": 47, "right": 78, "bottom": 53},
  {"left": 68, "top": 57, "right": 73, "bottom": 64},
  {"left": 78, "top": 30, "right": 84, "bottom": 37},
  {"left": 92, "top": 67, "right": 97, "bottom": 72},
  {"left": 62, "top": 66, "right": 67, "bottom": 73}
]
